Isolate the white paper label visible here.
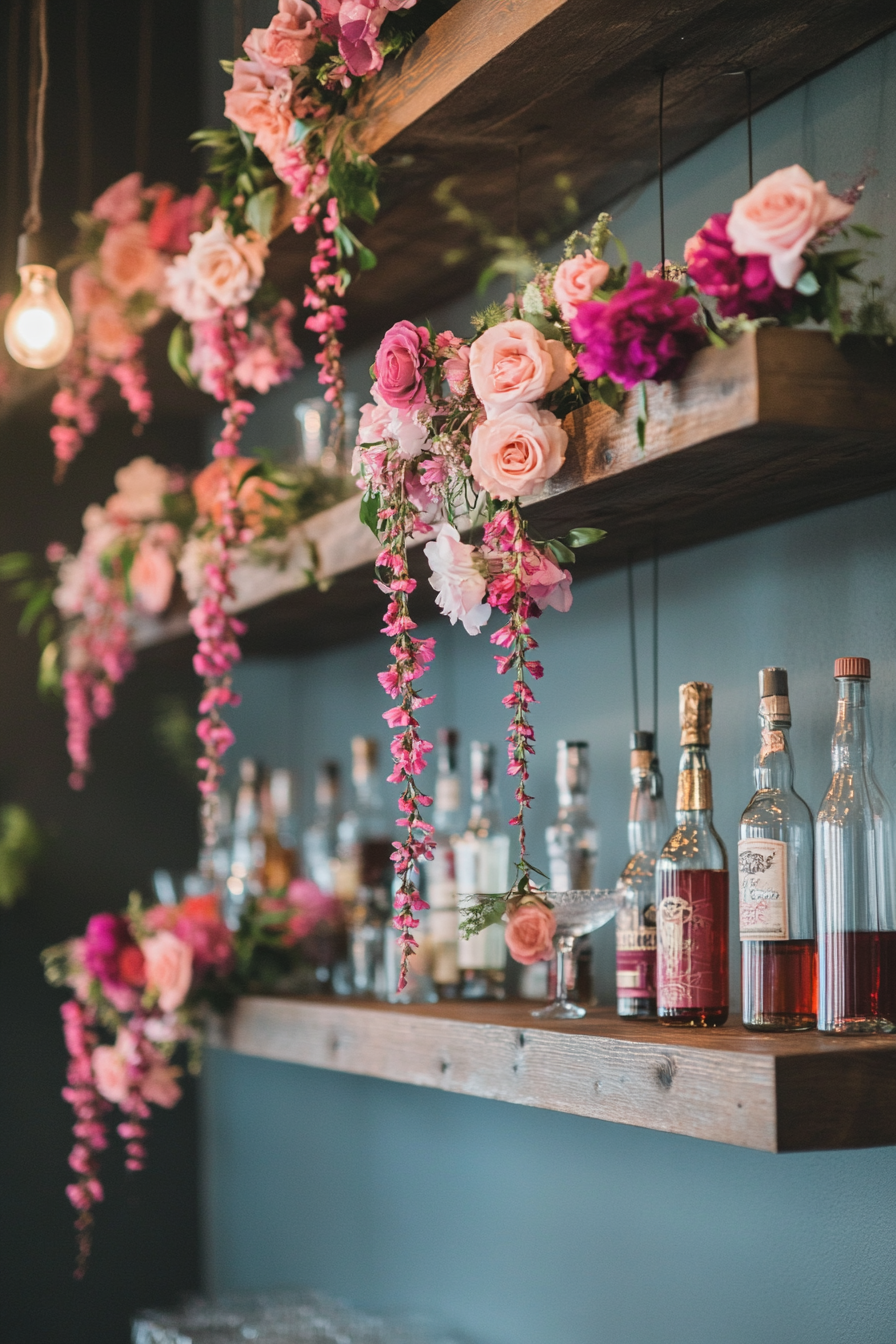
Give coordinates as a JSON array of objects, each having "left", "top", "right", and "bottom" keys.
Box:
[{"left": 738, "top": 838, "right": 788, "bottom": 940}]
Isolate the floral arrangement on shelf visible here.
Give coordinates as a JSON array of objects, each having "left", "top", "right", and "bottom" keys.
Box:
[
  {"left": 51, "top": 174, "right": 215, "bottom": 479},
  {"left": 354, "top": 164, "right": 881, "bottom": 988},
  {"left": 43, "top": 879, "right": 344, "bottom": 1275}
]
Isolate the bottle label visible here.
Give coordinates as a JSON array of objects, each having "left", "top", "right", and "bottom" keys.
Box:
[
  {"left": 657, "top": 870, "right": 729, "bottom": 1009},
  {"left": 616, "top": 906, "right": 656, "bottom": 997},
  {"left": 738, "top": 839, "right": 788, "bottom": 939}
]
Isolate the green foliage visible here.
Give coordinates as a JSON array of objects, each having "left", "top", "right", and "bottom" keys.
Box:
[
  {"left": 470, "top": 302, "right": 509, "bottom": 336},
  {"left": 163, "top": 487, "right": 197, "bottom": 535},
  {"left": 152, "top": 695, "right": 199, "bottom": 784},
  {"left": 546, "top": 527, "right": 607, "bottom": 563},
  {"left": 167, "top": 321, "right": 198, "bottom": 389},
  {"left": 329, "top": 144, "right": 379, "bottom": 226},
  {"left": 459, "top": 893, "right": 507, "bottom": 940},
  {"left": 190, "top": 123, "right": 277, "bottom": 232},
  {"left": 0, "top": 805, "right": 41, "bottom": 908},
  {"left": 852, "top": 280, "right": 896, "bottom": 343},
  {"left": 0, "top": 552, "right": 61, "bottom": 696},
  {"left": 359, "top": 489, "right": 382, "bottom": 538},
  {"left": 244, "top": 184, "right": 280, "bottom": 239}
]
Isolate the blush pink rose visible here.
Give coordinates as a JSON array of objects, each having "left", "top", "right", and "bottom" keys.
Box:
[
  {"left": 92, "top": 1044, "right": 130, "bottom": 1104},
  {"left": 106, "top": 456, "right": 169, "bottom": 520},
  {"left": 92, "top": 172, "right": 144, "bottom": 226},
  {"left": 98, "top": 221, "right": 166, "bottom": 299},
  {"left": 469, "top": 404, "right": 567, "bottom": 500},
  {"left": 373, "top": 320, "right": 434, "bottom": 408},
  {"left": 525, "top": 550, "right": 572, "bottom": 612},
  {"left": 727, "top": 164, "right": 854, "bottom": 288},
  {"left": 244, "top": 0, "right": 318, "bottom": 69},
  {"left": 505, "top": 900, "right": 556, "bottom": 964},
  {"left": 140, "top": 1060, "right": 182, "bottom": 1108},
  {"left": 424, "top": 524, "right": 491, "bottom": 635},
  {"left": 141, "top": 931, "right": 193, "bottom": 1013},
  {"left": 167, "top": 221, "right": 268, "bottom": 318},
  {"left": 225, "top": 58, "right": 297, "bottom": 162},
  {"left": 553, "top": 250, "right": 611, "bottom": 321},
  {"left": 87, "top": 304, "right": 136, "bottom": 361},
  {"left": 469, "top": 319, "right": 573, "bottom": 415},
  {"left": 130, "top": 537, "right": 176, "bottom": 614}
]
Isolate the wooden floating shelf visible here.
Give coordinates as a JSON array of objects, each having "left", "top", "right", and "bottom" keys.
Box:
[
  {"left": 266, "top": 0, "right": 896, "bottom": 346},
  {"left": 208, "top": 995, "right": 896, "bottom": 1153},
  {"left": 136, "top": 329, "right": 896, "bottom": 659}
]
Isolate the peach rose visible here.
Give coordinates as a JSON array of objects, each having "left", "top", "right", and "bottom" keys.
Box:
[
  {"left": 244, "top": 0, "right": 318, "bottom": 69},
  {"left": 727, "top": 165, "right": 854, "bottom": 289},
  {"left": 505, "top": 899, "right": 556, "bottom": 964},
  {"left": 140, "top": 1060, "right": 183, "bottom": 1108},
  {"left": 225, "top": 57, "right": 296, "bottom": 162},
  {"left": 130, "top": 536, "right": 176, "bottom": 615},
  {"left": 192, "top": 457, "right": 279, "bottom": 532},
  {"left": 469, "top": 404, "right": 567, "bottom": 500},
  {"left": 469, "top": 319, "right": 573, "bottom": 416},
  {"left": 179, "top": 219, "right": 268, "bottom": 315},
  {"left": 87, "top": 303, "right": 136, "bottom": 361},
  {"left": 553, "top": 250, "right": 610, "bottom": 321},
  {"left": 98, "top": 221, "right": 166, "bottom": 299},
  {"left": 141, "top": 931, "right": 193, "bottom": 1012},
  {"left": 106, "top": 456, "right": 169, "bottom": 521},
  {"left": 92, "top": 1044, "right": 130, "bottom": 1104}
]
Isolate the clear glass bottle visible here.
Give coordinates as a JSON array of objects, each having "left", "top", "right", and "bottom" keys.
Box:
[
  {"left": 545, "top": 741, "right": 599, "bottom": 890},
  {"left": 616, "top": 730, "right": 667, "bottom": 1018},
  {"left": 224, "top": 758, "right": 264, "bottom": 928},
  {"left": 739, "top": 668, "right": 816, "bottom": 1031},
  {"left": 337, "top": 738, "right": 392, "bottom": 997},
  {"left": 455, "top": 742, "right": 510, "bottom": 999},
  {"left": 259, "top": 768, "right": 299, "bottom": 892},
  {"left": 816, "top": 658, "right": 896, "bottom": 1033},
  {"left": 303, "top": 762, "right": 341, "bottom": 893},
  {"left": 422, "top": 728, "right": 464, "bottom": 998},
  {"left": 656, "top": 682, "right": 729, "bottom": 1027}
]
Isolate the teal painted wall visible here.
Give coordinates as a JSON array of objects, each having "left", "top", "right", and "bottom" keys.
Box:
[{"left": 201, "top": 29, "right": 896, "bottom": 1344}]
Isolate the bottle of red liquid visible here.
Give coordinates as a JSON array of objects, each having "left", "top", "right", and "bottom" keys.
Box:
[
  {"left": 816, "top": 658, "right": 896, "bottom": 1033},
  {"left": 657, "top": 682, "right": 729, "bottom": 1026}
]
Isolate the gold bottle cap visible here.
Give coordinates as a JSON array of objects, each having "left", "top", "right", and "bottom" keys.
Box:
[{"left": 679, "top": 681, "right": 713, "bottom": 746}]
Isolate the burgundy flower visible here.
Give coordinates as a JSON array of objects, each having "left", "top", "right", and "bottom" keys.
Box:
[
  {"left": 373, "top": 320, "right": 434, "bottom": 409},
  {"left": 684, "top": 212, "right": 794, "bottom": 320},
  {"left": 83, "top": 913, "right": 142, "bottom": 1009},
  {"left": 571, "top": 264, "right": 707, "bottom": 389}
]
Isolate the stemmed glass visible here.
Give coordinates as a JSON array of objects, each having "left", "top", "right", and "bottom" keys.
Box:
[{"left": 532, "top": 889, "right": 622, "bottom": 1020}]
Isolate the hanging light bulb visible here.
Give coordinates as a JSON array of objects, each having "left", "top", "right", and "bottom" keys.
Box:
[{"left": 5, "top": 241, "right": 73, "bottom": 369}]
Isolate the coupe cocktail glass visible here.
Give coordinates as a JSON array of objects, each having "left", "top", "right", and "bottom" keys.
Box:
[{"left": 532, "top": 889, "right": 622, "bottom": 1020}]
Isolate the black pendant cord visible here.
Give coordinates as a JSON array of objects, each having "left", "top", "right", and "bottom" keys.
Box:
[
  {"left": 135, "top": 0, "right": 153, "bottom": 176},
  {"left": 23, "top": 0, "right": 48, "bottom": 237},
  {"left": 652, "top": 552, "right": 659, "bottom": 742},
  {"left": 513, "top": 143, "right": 522, "bottom": 241},
  {"left": 6, "top": 0, "right": 22, "bottom": 260},
  {"left": 76, "top": 0, "right": 91, "bottom": 207},
  {"left": 745, "top": 68, "right": 754, "bottom": 188},
  {"left": 627, "top": 558, "right": 640, "bottom": 733},
  {"left": 657, "top": 68, "right": 667, "bottom": 278}
]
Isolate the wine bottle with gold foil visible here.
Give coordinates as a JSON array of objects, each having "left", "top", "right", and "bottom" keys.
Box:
[
  {"left": 656, "top": 682, "right": 729, "bottom": 1026},
  {"left": 616, "top": 731, "right": 667, "bottom": 1018}
]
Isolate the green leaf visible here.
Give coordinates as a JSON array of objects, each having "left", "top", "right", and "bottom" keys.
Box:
[
  {"left": 18, "top": 588, "right": 51, "bottom": 636},
  {"left": 850, "top": 223, "right": 882, "bottom": 240},
  {"left": 547, "top": 539, "right": 576, "bottom": 565},
  {"left": 38, "top": 640, "right": 60, "bottom": 696},
  {"left": 521, "top": 311, "right": 563, "bottom": 341},
  {"left": 219, "top": 59, "right": 234, "bottom": 74},
  {"left": 244, "top": 185, "right": 279, "bottom": 239},
  {"left": 167, "top": 322, "right": 198, "bottom": 389},
  {"left": 0, "top": 552, "right": 34, "bottom": 580},
  {"left": 564, "top": 527, "right": 606, "bottom": 548},
  {"left": 359, "top": 490, "right": 381, "bottom": 539},
  {"left": 356, "top": 243, "right": 377, "bottom": 271}
]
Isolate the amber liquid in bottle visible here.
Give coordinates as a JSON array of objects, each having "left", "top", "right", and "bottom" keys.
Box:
[{"left": 657, "top": 682, "right": 729, "bottom": 1027}]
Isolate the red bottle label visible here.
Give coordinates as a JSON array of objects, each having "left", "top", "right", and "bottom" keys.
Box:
[
  {"left": 616, "top": 948, "right": 656, "bottom": 996},
  {"left": 657, "top": 869, "right": 729, "bottom": 1009}
]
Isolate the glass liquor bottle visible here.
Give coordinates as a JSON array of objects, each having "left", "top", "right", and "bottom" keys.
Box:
[
  {"left": 224, "top": 759, "right": 264, "bottom": 928},
  {"left": 816, "top": 658, "right": 896, "bottom": 1033},
  {"left": 616, "top": 730, "right": 667, "bottom": 1018},
  {"left": 304, "top": 762, "right": 341, "bottom": 893},
  {"left": 258, "top": 768, "right": 299, "bottom": 892},
  {"left": 335, "top": 738, "right": 392, "bottom": 899},
  {"left": 656, "top": 682, "right": 729, "bottom": 1026},
  {"left": 423, "top": 729, "right": 464, "bottom": 998},
  {"left": 739, "top": 668, "right": 816, "bottom": 1031},
  {"left": 455, "top": 742, "right": 510, "bottom": 999},
  {"left": 545, "top": 741, "right": 599, "bottom": 890}
]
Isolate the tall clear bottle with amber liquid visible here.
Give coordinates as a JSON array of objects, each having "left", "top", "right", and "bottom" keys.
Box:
[
  {"left": 616, "top": 731, "right": 667, "bottom": 1018},
  {"left": 656, "top": 682, "right": 729, "bottom": 1026},
  {"left": 455, "top": 742, "right": 510, "bottom": 1000},
  {"left": 739, "top": 668, "right": 816, "bottom": 1030}
]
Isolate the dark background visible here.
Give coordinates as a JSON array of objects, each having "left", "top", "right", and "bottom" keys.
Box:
[{"left": 0, "top": 1, "right": 207, "bottom": 1339}]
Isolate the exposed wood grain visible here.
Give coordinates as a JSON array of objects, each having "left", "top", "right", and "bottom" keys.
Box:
[
  {"left": 135, "top": 329, "right": 896, "bottom": 660},
  {"left": 207, "top": 997, "right": 896, "bottom": 1152},
  {"left": 266, "top": 0, "right": 896, "bottom": 349}
]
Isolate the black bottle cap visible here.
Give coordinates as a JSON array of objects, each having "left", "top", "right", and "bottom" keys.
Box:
[
  {"left": 759, "top": 667, "right": 788, "bottom": 698},
  {"left": 630, "top": 730, "right": 654, "bottom": 752}
]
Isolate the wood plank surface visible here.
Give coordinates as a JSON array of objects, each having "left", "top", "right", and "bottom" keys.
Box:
[
  {"left": 135, "top": 329, "right": 896, "bottom": 660},
  {"left": 208, "top": 996, "right": 896, "bottom": 1153}
]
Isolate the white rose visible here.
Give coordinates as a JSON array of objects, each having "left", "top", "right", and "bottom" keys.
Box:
[{"left": 424, "top": 524, "right": 491, "bottom": 636}]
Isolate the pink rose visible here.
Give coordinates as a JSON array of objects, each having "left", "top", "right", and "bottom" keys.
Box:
[
  {"left": 727, "top": 165, "right": 854, "bottom": 288},
  {"left": 130, "top": 536, "right": 176, "bottom": 615},
  {"left": 140, "top": 1060, "right": 182, "bottom": 1108},
  {"left": 92, "top": 172, "right": 144, "bottom": 226},
  {"left": 553, "top": 250, "right": 610, "bottom": 321},
  {"left": 244, "top": 0, "right": 318, "bottom": 69},
  {"left": 284, "top": 878, "right": 342, "bottom": 941},
  {"left": 98, "top": 221, "right": 165, "bottom": 300},
  {"left": 87, "top": 304, "right": 136, "bottom": 361},
  {"left": 373, "top": 321, "right": 433, "bottom": 408},
  {"left": 225, "top": 57, "right": 297, "bottom": 162},
  {"left": 141, "top": 931, "right": 193, "bottom": 1012},
  {"left": 505, "top": 899, "right": 556, "bottom": 964},
  {"left": 166, "top": 220, "right": 268, "bottom": 318},
  {"left": 92, "top": 1044, "right": 130, "bottom": 1104},
  {"left": 469, "top": 404, "right": 567, "bottom": 500},
  {"left": 106, "top": 456, "right": 169, "bottom": 520},
  {"left": 525, "top": 551, "right": 572, "bottom": 612},
  {"left": 70, "top": 264, "right": 111, "bottom": 319},
  {"left": 424, "top": 524, "right": 491, "bottom": 635},
  {"left": 469, "top": 319, "right": 573, "bottom": 416}
]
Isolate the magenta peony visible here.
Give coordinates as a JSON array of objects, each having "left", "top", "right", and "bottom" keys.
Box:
[
  {"left": 373, "top": 320, "right": 434, "bottom": 408},
  {"left": 571, "top": 263, "right": 706, "bottom": 388},
  {"left": 685, "top": 213, "right": 795, "bottom": 319}
]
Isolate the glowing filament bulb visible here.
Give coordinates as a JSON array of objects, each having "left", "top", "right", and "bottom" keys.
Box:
[{"left": 4, "top": 264, "right": 74, "bottom": 369}]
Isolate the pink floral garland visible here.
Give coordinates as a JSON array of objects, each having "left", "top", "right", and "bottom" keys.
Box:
[
  {"left": 301, "top": 200, "right": 348, "bottom": 448},
  {"left": 60, "top": 999, "right": 110, "bottom": 1278}
]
